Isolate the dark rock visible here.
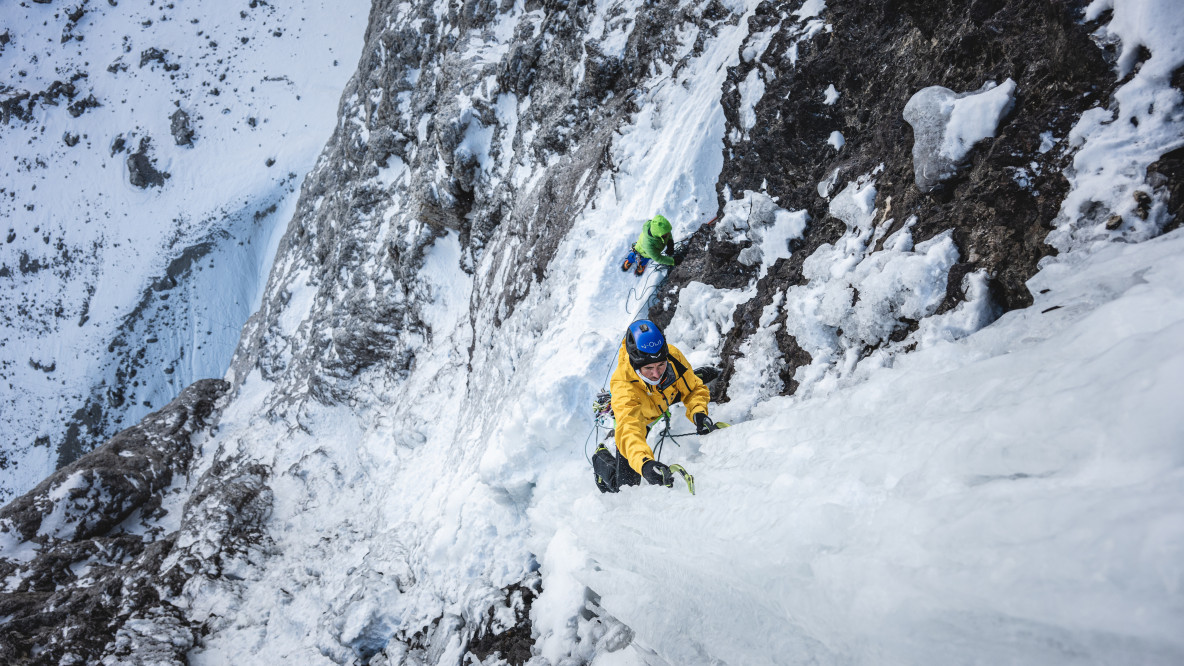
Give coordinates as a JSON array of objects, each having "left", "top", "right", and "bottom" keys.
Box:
[
  {"left": 139, "top": 47, "right": 168, "bottom": 68},
  {"left": 126, "top": 137, "right": 168, "bottom": 188},
  {"left": 679, "top": 0, "right": 1112, "bottom": 400},
  {"left": 67, "top": 93, "right": 100, "bottom": 117},
  {"left": 63, "top": 132, "right": 80, "bottom": 146},
  {"left": 0, "top": 379, "right": 228, "bottom": 666},
  {"left": 1, "top": 90, "right": 33, "bottom": 124},
  {"left": 2, "top": 77, "right": 93, "bottom": 124},
  {"left": 1132, "top": 189, "right": 1151, "bottom": 220},
  {"left": 466, "top": 581, "right": 538, "bottom": 665},
  {"left": 1146, "top": 146, "right": 1184, "bottom": 233},
  {"left": 169, "top": 108, "right": 194, "bottom": 145}
]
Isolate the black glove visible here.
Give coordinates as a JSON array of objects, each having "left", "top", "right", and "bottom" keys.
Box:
[
  {"left": 641, "top": 459, "right": 674, "bottom": 487},
  {"left": 694, "top": 412, "right": 718, "bottom": 435}
]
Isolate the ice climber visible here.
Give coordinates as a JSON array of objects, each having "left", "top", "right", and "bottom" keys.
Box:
[
  {"left": 592, "top": 319, "right": 718, "bottom": 492},
  {"left": 621, "top": 214, "right": 679, "bottom": 275}
]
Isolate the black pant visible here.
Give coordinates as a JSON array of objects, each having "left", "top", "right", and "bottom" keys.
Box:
[{"left": 592, "top": 446, "right": 641, "bottom": 493}]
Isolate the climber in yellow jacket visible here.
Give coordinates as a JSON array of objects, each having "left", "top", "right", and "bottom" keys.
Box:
[{"left": 592, "top": 319, "right": 718, "bottom": 490}]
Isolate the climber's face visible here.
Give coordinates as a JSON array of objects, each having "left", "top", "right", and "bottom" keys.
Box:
[{"left": 638, "top": 360, "right": 667, "bottom": 382}]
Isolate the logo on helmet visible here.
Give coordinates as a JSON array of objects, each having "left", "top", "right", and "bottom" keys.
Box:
[{"left": 639, "top": 340, "right": 662, "bottom": 351}]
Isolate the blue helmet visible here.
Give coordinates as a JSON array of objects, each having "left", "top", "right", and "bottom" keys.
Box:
[{"left": 625, "top": 319, "right": 668, "bottom": 369}]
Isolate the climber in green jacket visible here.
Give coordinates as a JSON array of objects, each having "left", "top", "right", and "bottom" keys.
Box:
[{"left": 621, "top": 214, "right": 678, "bottom": 276}]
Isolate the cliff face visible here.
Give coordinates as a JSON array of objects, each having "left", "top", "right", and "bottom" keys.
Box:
[
  {"left": 225, "top": 0, "right": 740, "bottom": 408},
  {"left": 2, "top": 0, "right": 1182, "bottom": 664},
  {"left": 0, "top": 380, "right": 228, "bottom": 665},
  {"left": 653, "top": 0, "right": 1119, "bottom": 398}
]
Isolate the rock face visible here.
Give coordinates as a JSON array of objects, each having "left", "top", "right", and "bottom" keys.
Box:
[
  {"left": 169, "top": 108, "right": 194, "bottom": 146},
  {"left": 126, "top": 137, "right": 169, "bottom": 187},
  {"left": 227, "top": 0, "right": 730, "bottom": 409},
  {"left": 651, "top": 0, "right": 1113, "bottom": 400},
  {"left": 0, "top": 379, "right": 227, "bottom": 666}
]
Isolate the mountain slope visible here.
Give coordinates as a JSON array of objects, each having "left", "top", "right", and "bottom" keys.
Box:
[
  {"left": 1, "top": 0, "right": 1182, "bottom": 664},
  {"left": 0, "top": 0, "right": 369, "bottom": 502}
]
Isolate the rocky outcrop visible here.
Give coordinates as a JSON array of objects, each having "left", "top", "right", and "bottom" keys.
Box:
[
  {"left": 652, "top": 0, "right": 1114, "bottom": 401},
  {"left": 126, "top": 136, "right": 169, "bottom": 188},
  {"left": 169, "top": 108, "right": 194, "bottom": 146},
  {"left": 0, "top": 379, "right": 227, "bottom": 665},
  {"left": 226, "top": 0, "right": 738, "bottom": 412}
]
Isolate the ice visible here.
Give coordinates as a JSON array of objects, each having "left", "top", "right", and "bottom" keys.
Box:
[
  {"left": 903, "top": 79, "right": 1016, "bottom": 192},
  {"left": 665, "top": 282, "right": 754, "bottom": 367},
  {"left": 714, "top": 191, "right": 808, "bottom": 279}
]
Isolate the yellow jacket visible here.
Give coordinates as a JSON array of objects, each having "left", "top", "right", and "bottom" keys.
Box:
[{"left": 610, "top": 340, "right": 710, "bottom": 473}]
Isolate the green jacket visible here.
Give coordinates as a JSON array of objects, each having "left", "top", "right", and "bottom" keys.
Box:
[{"left": 635, "top": 216, "right": 675, "bottom": 266}]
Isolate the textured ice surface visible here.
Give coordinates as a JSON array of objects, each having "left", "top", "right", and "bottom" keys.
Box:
[{"left": 903, "top": 79, "right": 1016, "bottom": 192}]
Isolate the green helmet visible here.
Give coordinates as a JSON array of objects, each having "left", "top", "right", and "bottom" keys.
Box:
[{"left": 650, "top": 215, "right": 671, "bottom": 236}]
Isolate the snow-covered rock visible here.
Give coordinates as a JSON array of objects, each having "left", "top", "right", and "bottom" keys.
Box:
[
  {"left": 0, "top": 0, "right": 368, "bottom": 502},
  {"left": 903, "top": 79, "right": 1017, "bottom": 192}
]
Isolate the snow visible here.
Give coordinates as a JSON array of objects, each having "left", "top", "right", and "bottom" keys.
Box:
[
  {"left": 0, "top": 0, "right": 370, "bottom": 500},
  {"left": 35, "top": 470, "right": 92, "bottom": 540},
  {"left": 1049, "top": 0, "right": 1184, "bottom": 251},
  {"left": 827, "top": 130, "right": 845, "bottom": 150},
  {"left": 794, "top": 0, "right": 828, "bottom": 20},
  {"left": 737, "top": 68, "right": 765, "bottom": 132},
  {"left": 941, "top": 78, "right": 1016, "bottom": 160},
  {"left": 713, "top": 191, "right": 808, "bottom": 279},
  {"left": 531, "top": 228, "right": 1184, "bottom": 665},
  {"left": 1086, "top": 0, "right": 1184, "bottom": 80},
  {"left": 903, "top": 79, "right": 1016, "bottom": 192},
  {"left": 823, "top": 83, "right": 840, "bottom": 105},
  {"left": 665, "top": 282, "right": 753, "bottom": 367}
]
